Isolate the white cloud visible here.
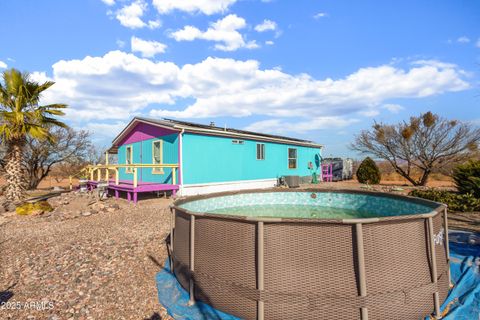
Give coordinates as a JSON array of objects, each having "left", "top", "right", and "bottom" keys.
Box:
[
  {"left": 254, "top": 19, "right": 277, "bottom": 32},
  {"left": 101, "top": 0, "right": 115, "bottom": 6},
  {"left": 476, "top": 38, "right": 480, "bottom": 48},
  {"left": 265, "top": 40, "right": 274, "bottom": 45},
  {"left": 457, "top": 36, "right": 470, "bottom": 43},
  {"left": 148, "top": 19, "right": 161, "bottom": 29},
  {"left": 0, "top": 60, "right": 7, "bottom": 69},
  {"left": 115, "top": 0, "right": 147, "bottom": 29},
  {"left": 31, "top": 51, "right": 181, "bottom": 121},
  {"left": 313, "top": 12, "right": 328, "bottom": 19},
  {"left": 151, "top": 58, "right": 469, "bottom": 119},
  {"left": 115, "top": 0, "right": 160, "bottom": 29},
  {"left": 358, "top": 109, "right": 380, "bottom": 117},
  {"left": 30, "top": 71, "right": 52, "bottom": 83},
  {"left": 152, "top": 0, "right": 236, "bottom": 15},
  {"left": 382, "top": 103, "right": 404, "bottom": 113},
  {"left": 116, "top": 39, "right": 126, "bottom": 48},
  {"left": 170, "top": 14, "right": 259, "bottom": 51},
  {"left": 83, "top": 121, "right": 128, "bottom": 137},
  {"left": 33, "top": 51, "right": 470, "bottom": 135},
  {"left": 131, "top": 36, "right": 167, "bottom": 57},
  {"left": 245, "top": 117, "right": 359, "bottom": 134}
]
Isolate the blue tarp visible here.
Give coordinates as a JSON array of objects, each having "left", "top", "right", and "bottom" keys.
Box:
[
  {"left": 437, "top": 231, "right": 480, "bottom": 319},
  {"left": 156, "top": 230, "right": 480, "bottom": 320}
]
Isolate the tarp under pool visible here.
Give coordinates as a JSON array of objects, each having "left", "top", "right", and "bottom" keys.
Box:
[{"left": 156, "top": 230, "right": 480, "bottom": 320}]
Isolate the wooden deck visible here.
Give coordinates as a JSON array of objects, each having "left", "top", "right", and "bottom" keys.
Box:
[{"left": 86, "top": 180, "right": 179, "bottom": 203}]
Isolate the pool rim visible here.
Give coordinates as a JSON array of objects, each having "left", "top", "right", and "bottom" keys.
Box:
[{"left": 172, "top": 188, "right": 446, "bottom": 224}]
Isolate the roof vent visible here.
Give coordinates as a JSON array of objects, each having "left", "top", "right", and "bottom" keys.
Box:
[{"left": 210, "top": 121, "right": 215, "bottom": 127}]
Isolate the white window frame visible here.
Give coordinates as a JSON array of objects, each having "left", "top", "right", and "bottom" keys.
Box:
[
  {"left": 288, "top": 148, "right": 297, "bottom": 169},
  {"left": 125, "top": 145, "right": 133, "bottom": 173},
  {"left": 152, "top": 140, "right": 164, "bottom": 174},
  {"left": 256, "top": 143, "right": 265, "bottom": 160}
]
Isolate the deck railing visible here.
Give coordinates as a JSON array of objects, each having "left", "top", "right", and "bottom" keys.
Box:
[{"left": 69, "top": 163, "right": 179, "bottom": 189}]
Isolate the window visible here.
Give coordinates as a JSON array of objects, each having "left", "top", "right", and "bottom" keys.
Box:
[
  {"left": 232, "top": 139, "right": 244, "bottom": 145},
  {"left": 152, "top": 140, "right": 164, "bottom": 174},
  {"left": 256, "top": 143, "right": 265, "bottom": 160},
  {"left": 126, "top": 145, "right": 133, "bottom": 173},
  {"left": 288, "top": 148, "right": 297, "bottom": 169}
]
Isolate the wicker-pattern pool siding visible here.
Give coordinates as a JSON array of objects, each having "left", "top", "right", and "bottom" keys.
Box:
[{"left": 171, "top": 190, "right": 449, "bottom": 320}]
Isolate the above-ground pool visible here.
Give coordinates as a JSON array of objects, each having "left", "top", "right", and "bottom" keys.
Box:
[{"left": 170, "top": 190, "right": 449, "bottom": 320}]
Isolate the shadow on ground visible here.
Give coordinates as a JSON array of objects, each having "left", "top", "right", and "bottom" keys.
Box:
[{"left": 0, "top": 283, "right": 16, "bottom": 304}]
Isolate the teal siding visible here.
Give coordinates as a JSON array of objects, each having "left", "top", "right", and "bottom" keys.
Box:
[
  {"left": 182, "top": 133, "right": 321, "bottom": 184},
  {"left": 118, "top": 133, "right": 179, "bottom": 184}
]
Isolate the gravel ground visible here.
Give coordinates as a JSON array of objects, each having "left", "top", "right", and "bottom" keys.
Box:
[
  {"left": 1, "top": 183, "right": 478, "bottom": 320},
  {"left": 0, "top": 192, "right": 174, "bottom": 320}
]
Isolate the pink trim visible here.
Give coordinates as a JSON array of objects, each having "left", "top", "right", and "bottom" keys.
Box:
[
  {"left": 321, "top": 163, "right": 333, "bottom": 182},
  {"left": 178, "top": 132, "right": 182, "bottom": 185},
  {"left": 119, "top": 122, "right": 178, "bottom": 145}
]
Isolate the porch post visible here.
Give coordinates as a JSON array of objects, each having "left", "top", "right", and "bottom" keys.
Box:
[
  {"left": 172, "top": 167, "right": 177, "bottom": 185},
  {"left": 133, "top": 168, "right": 138, "bottom": 188}
]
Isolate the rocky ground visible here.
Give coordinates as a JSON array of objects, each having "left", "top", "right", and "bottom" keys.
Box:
[
  {"left": 0, "top": 184, "right": 478, "bottom": 320},
  {"left": 0, "top": 191, "right": 174, "bottom": 320}
]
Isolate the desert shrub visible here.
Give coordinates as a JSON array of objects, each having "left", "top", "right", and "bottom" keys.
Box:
[
  {"left": 356, "top": 157, "right": 381, "bottom": 184},
  {"left": 453, "top": 160, "right": 480, "bottom": 197},
  {"left": 16, "top": 201, "right": 53, "bottom": 215},
  {"left": 409, "top": 189, "right": 480, "bottom": 212}
]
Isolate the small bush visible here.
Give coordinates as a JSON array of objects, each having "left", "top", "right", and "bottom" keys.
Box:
[
  {"left": 16, "top": 201, "right": 53, "bottom": 215},
  {"left": 356, "top": 157, "right": 381, "bottom": 184},
  {"left": 453, "top": 160, "right": 480, "bottom": 198},
  {"left": 409, "top": 189, "right": 480, "bottom": 212}
]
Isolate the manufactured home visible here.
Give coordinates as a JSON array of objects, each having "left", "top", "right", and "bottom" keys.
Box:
[{"left": 86, "top": 117, "right": 322, "bottom": 202}]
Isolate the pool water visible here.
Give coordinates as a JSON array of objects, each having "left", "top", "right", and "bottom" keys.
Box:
[
  {"left": 207, "top": 204, "right": 379, "bottom": 219},
  {"left": 179, "top": 192, "right": 436, "bottom": 219}
]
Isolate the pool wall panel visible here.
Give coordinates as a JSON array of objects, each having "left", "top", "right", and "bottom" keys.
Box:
[
  {"left": 194, "top": 217, "right": 257, "bottom": 319},
  {"left": 172, "top": 190, "right": 449, "bottom": 320}
]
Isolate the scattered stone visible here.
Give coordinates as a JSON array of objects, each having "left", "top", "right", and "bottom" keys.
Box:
[
  {"left": 4, "top": 202, "right": 16, "bottom": 212},
  {"left": 82, "top": 211, "right": 92, "bottom": 217},
  {"left": 30, "top": 209, "right": 45, "bottom": 216}
]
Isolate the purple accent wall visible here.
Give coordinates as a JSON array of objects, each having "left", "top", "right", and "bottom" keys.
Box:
[{"left": 119, "top": 122, "right": 178, "bottom": 146}]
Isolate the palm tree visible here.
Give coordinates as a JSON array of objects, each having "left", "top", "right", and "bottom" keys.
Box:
[{"left": 0, "top": 68, "right": 67, "bottom": 202}]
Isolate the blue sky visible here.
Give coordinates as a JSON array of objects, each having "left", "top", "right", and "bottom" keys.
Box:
[{"left": 0, "top": 0, "right": 479, "bottom": 157}]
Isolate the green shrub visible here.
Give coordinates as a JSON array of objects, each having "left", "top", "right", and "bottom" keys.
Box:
[
  {"left": 453, "top": 160, "right": 480, "bottom": 197},
  {"left": 356, "top": 157, "right": 381, "bottom": 184},
  {"left": 409, "top": 189, "right": 480, "bottom": 212},
  {"left": 16, "top": 201, "right": 53, "bottom": 215}
]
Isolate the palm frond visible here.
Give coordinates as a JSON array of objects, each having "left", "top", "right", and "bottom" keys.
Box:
[{"left": 0, "top": 68, "right": 68, "bottom": 143}]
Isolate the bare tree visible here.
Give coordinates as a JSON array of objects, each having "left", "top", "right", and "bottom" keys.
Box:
[
  {"left": 86, "top": 144, "right": 106, "bottom": 165},
  {"left": 351, "top": 112, "right": 480, "bottom": 186},
  {"left": 23, "top": 127, "right": 92, "bottom": 189}
]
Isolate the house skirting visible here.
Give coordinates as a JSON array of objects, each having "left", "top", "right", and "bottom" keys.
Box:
[{"left": 179, "top": 178, "right": 277, "bottom": 196}]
